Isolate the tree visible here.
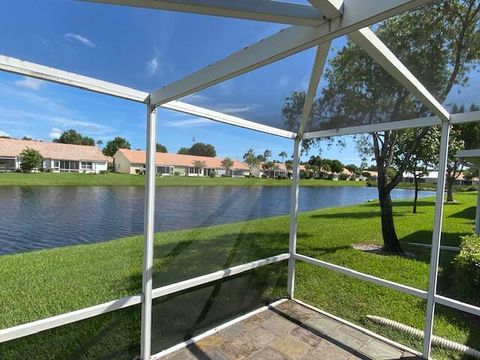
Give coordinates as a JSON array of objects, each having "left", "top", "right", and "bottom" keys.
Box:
[
  {"left": 178, "top": 147, "right": 190, "bottom": 155},
  {"left": 54, "top": 129, "right": 95, "bottom": 146},
  {"left": 20, "top": 147, "right": 43, "bottom": 172},
  {"left": 263, "top": 149, "right": 272, "bottom": 161},
  {"left": 22, "top": 136, "right": 33, "bottom": 141},
  {"left": 191, "top": 160, "right": 206, "bottom": 176},
  {"left": 103, "top": 137, "right": 131, "bottom": 157},
  {"left": 156, "top": 143, "right": 168, "bottom": 153},
  {"left": 243, "top": 149, "right": 261, "bottom": 173},
  {"left": 221, "top": 157, "right": 234, "bottom": 176},
  {"left": 282, "top": 1, "right": 480, "bottom": 253},
  {"left": 323, "top": 159, "right": 344, "bottom": 174},
  {"left": 96, "top": 139, "right": 103, "bottom": 148},
  {"left": 395, "top": 129, "right": 437, "bottom": 212},
  {"left": 279, "top": 151, "right": 288, "bottom": 163},
  {"left": 188, "top": 142, "right": 216, "bottom": 157}
]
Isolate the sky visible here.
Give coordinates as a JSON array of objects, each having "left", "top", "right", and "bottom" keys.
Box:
[{"left": 0, "top": 1, "right": 478, "bottom": 165}]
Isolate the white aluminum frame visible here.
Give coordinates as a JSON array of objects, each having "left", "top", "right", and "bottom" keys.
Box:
[{"left": 1, "top": 1, "right": 479, "bottom": 359}]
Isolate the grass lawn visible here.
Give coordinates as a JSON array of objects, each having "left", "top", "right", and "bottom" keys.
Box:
[
  {"left": 0, "top": 192, "right": 478, "bottom": 359},
  {"left": 0, "top": 172, "right": 366, "bottom": 187}
]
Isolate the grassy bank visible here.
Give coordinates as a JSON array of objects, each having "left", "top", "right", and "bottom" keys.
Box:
[
  {"left": 0, "top": 172, "right": 366, "bottom": 187},
  {"left": 0, "top": 193, "right": 478, "bottom": 359}
]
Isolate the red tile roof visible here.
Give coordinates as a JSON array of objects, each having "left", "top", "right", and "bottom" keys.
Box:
[
  {"left": 0, "top": 138, "right": 109, "bottom": 162},
  {"left": 117, "top": 149, "right": 250, "bottom": 170}
]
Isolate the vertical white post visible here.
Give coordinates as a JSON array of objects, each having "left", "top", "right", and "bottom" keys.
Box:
[
  {"left": 287, "top": 138, "right": 301, "bottom": 298},
  {"left": 423, "top": 120, "right": 450, "bottom": 359},
  {"left": 476, "top": 179, "right": 480, "bottom": 235},
  {"left": 141, "top": 102, "right": 157, "bottom": 360}
]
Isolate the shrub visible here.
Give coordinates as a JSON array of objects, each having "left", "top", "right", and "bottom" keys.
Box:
[
  {"left": 453, "top": 234, "right": 480, "bottom": 305},
  {"left": 338, "top": 173, "right": 349, "bottom": 181},
  {"left": 99, "top": 170, "right": 109, "bottom": 175},
  {"left": 20, "top": 147, "right": 43, "bottom": 172},
  {"left": 209, "top": 171, "right": 217, "bottom": 178},
  {"left": 174, "top": 171, "right": 180, "bottom": 176}
]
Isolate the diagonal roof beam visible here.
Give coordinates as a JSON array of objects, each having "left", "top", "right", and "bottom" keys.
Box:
[
  {"left": 297, "top": 42, "right": 331, "bottom": 138},
  {"left": 80, "top": 0, "right": 324, "bottom": 27},
  {"left": 307, "top": 0, "right": 449, "bottom": 122},
  {"left": 349, "top": 28, "right": 450, "bottom": 122},
  {"left": 163, "top": 101, "right": 296, "bottom": 138},
  {"left": 149, "top": 0, "right": 434, "bottom": 107}
]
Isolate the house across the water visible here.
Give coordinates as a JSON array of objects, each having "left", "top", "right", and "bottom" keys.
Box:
[
  {"left": 113, "top": 148, "right": 250, "bottom": 177},
  {"left": 0, "top": 138, "right": 109, "bottom": 173}
]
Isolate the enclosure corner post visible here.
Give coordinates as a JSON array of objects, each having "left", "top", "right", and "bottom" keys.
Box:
[
  {"left": 141, "top": 101, "right": 157, "bottom": 360},
  {"left": 287, "top": 137, "right": 301, "bottom": 299},
  {"left": 423, "top": 119, "right": 450, "bottom": 359}
]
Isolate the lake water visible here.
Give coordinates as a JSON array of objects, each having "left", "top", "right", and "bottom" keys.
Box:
[{"left": 0, "top": 186, "right": 433, "bottom": 255}]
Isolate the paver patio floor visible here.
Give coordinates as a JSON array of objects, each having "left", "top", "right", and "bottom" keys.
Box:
[{"left": 162, "top": 300, "right": 420, "bottom": 360}]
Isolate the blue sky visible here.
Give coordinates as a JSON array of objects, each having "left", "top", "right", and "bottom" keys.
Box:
[{"left": 0, "top": 1, "right": 477, "bottom": 165}]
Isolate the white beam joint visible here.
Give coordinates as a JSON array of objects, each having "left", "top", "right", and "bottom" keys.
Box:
[
  {"left": 308, "top": 0, "right": 343, "bottom": 19},
  {"left": 150, "top": 0, "right": 435, "bottom": 106}
]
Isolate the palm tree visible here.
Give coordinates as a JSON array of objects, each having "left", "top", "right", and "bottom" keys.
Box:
[
  {"left": 279, "top": 151, "right": 288, "bottom": 163},
  {"left": 96, "top": 139, "right": 103, "bottom": 148}
]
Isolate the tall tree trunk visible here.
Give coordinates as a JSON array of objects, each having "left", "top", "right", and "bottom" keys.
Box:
[
  {"left": 413, "top": 174, "right": 419, "bottom": 214},
  {"left": 378, "top": 187, "right": 403, "bottom": 253},
  {"left": 446, "top": 176, "right": 455, "bottom": 202}
]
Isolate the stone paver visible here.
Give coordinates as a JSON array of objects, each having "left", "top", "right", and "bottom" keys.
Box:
[
  {"left": 270, "top": 334, "right": 312, "bottom": 359},
  {"left": 163, "top": 300, "right": 420, "bottom": 360}
]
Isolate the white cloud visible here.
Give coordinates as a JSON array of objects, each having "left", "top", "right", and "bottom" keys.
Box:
[
  {"left": 163, "top": 118, "right": 213, "bottom": 128},
  {"left": 50, "top": 116, "right": 109, "bottom": 132},
  {"left": 218, "top": 105, "right": 258, "bottom": 114},
  {"left": 15, "top": 77, "right": 45, "bottom": 90},
  {"left": 0, "top": 130, "right": 10, "bottom": 137},
  {"left": 64, "top": 33, "right": 96, "bottom": 48},
  {"left": 146, "top": 48, "right": 160, "bottom": 77},
  {"left": 49, "top": 128, "right": 62, "bottom": 139}
]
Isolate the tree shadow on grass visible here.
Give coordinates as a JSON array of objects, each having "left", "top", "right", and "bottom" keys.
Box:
[
  {"left": 401, "top": 230, "right": 469, "bottom": 250},
  {"left": 448, "top": 206, "right": 476, "bottom": 221}
]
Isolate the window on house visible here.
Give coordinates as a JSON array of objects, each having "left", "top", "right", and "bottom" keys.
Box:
[
  {"left": 157, "top": 166, "right": 173, "bottom": 175},
  {"left": 0, "top": 158, "right": 15, "bottom": 171},
  {"left": 58, "top": 161, "right": 80, "bottom": 171},
  {"left": 189, "top": 167, "right": 201, "bottom": 174},
  {"left": 81, "top": 162, "right": 93, "bottom": 170}
]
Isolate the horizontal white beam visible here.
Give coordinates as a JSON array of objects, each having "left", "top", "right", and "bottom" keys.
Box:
[
  {"left": 303, "top": 115, "right": 440, "bottom": 139},
  {"left": 150, "top": 0, "right": 434, "bottom": 106},
  {"left": 152, "top": 253, "right": 290, "bottom": 299},
  {"left": 0, "top": 55, "right": 148, "bottom": 103},
  {"left": 295, "top": 253, "right": 428, "bottom": 299},
  {"left": 349, "top": 28, "right": 450, "bottom": 122},
  {"left": 163, "top": 101, "right": 296, "bottom": 138},
  {"left": 81, "top": 0, "right": 324, "bottom": 26},
  {"left": 0, "top": 295, "right": 141, "bottom": 343},
  {"left": 450, "top": 110, "right": 480, "bottom": 125},
  {"left": 303, "top": 110, "right": 480, "bottom": 139},
  {"left": 435, "top": 295, "right": 480, "bottom": 317}
]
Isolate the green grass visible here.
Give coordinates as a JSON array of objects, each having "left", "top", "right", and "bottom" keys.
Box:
[
  {"left": 0, "top": 192, "right": 478, "bottom": 359},
  {"left": 0, "top": 172, "right": 366, "bottom": 187}
]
